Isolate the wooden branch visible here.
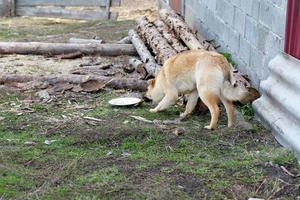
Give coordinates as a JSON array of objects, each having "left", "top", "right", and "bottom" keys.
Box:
[
  {"left": 135, "top": 16, "right": 177, "bottom": 64},
  {"left": 0, "top": 74, "right": 147, "bottom": 91},
  {"left": 68, "top": 38, "right": 103, "bottom": 44},
  {"left": 159, "top": 9, "right": 204, "bottom": 50},
  {"left": 117, "top": 36, "right": 131, "bottom": 44},
  {"left": 153, "top": 19, "right": 187, "bottom": 53},
  {"left": 0, "top": 42, "right": 137, "bottom": 56},
  {"left": 128, "top": 29, "right": 160, "bottom": 77}
]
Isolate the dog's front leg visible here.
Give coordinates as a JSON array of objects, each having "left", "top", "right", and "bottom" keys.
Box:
[{"left": 150, "top": 91, "right": 178, "bottom": 113}]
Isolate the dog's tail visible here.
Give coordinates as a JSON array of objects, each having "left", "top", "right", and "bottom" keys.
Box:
[{"left": 221, "top": 66, "right": 249, "bottom": 102}]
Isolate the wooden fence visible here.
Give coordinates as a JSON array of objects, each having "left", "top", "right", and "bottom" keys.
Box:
[{"left": 0, "top": 0, "right": 121, "bottom": 20}]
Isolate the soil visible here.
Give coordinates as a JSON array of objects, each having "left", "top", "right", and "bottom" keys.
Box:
[{"left": 0, "top": 2, "right": 300, "bottom": 199}]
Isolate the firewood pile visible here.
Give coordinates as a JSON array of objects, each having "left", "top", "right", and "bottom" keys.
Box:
[{"left": 0, "top": 9, "right": 253, "bottom": 95}]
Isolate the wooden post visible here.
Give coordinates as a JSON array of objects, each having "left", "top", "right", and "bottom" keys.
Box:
[
  {"left": 105, "top": 0, "right": 111, "bottom": 19},
  {"left": 9, "top": 0, "right": 15, "bottom": 17},
  {"left": 0, "top": 0, "right": 13, "bottom": 17}
]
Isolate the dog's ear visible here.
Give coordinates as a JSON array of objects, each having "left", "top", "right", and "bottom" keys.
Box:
[{"left": 147, "top": 79, "right": 155, "bottom": 86}]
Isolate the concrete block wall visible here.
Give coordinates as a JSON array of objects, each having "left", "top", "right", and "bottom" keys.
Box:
[{"left": 183, "top": 0, "right": 287, "bottom": 87}]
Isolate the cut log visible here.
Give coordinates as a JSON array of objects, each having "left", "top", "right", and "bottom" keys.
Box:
[
  {"left": 128, "top": 29, "right": 160, "bottom": 77},
  {"left": 56, "top": 51, "right": 83, "bottom": 59},
  {"left": 159, "top": 9, "right": 204, "bottom": 50},
  {"left": 129, "top": 58, "right": 143, "bottom": 69},
  {"left": 0, "top": 74, "right": 147, "bottom": 91},
  {"left": 153, "top": 19, "right": 187, "bottom": 53},
  {"left": 0, "top": 42, "right": 137, "bottom": 56},
  {"left": 117, "top": 36, "right": 132, "bottom": 44},
  {"left": 69, "top": 38, "right": 103, "bottom": 44},
  {"left": 128, "top": 58, "right": 155, "bottom": 78},
  {"left": 135, "top": 16, "right": 177, "bottom": 64},
  {"left": 70, "top": 66, "right": 117, "bottom": 76}
]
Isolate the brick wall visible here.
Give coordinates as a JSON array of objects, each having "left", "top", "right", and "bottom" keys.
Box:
[{"left": 161, "top": 0, "right": 287, "bottom": 87}]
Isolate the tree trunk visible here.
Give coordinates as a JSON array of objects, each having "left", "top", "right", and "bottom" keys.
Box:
[
  {"left": 135, "top": 16, "right": 177, "bottom": 64},
  {"left": 0, "top": 74, "right": 147, "bottom": 91},
  {"left": 0, "top": 42, "right": 137, "bottom": 56},
  {"left": 128, "top": 29, "right": 160, "bottom": 77},
  {"left": 68, "top": 38, "right": 103, "bottom": 44},
  {"left": 153, "top": 19, "right": 187, "bottom": 53},
  {"left": 159, "top": 9, "right": 204, "bottom": 50}
]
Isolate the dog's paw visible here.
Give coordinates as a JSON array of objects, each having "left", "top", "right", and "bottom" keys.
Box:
[
  {"left": 179, "top": 112, "right": 187, "bottom": 119},
  {"left": 149, "top": 108, "right": 157, "bottom": 113},
  {"left": 204, "top": 125, "right": 214, "bottom": 130}
]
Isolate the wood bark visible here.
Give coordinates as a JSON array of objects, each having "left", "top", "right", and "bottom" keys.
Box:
[
  {"left": 135, "top": 16, "right": 177, "bottom": 64},
  {"left": 0, "top": 74, "right": 147, "bottom": 91},
  {"left": 0, "top": 42, "right": 137, "bottom": 56},
  {"left": 159, "top": 9, "right": 204, "bottom": 50},
  {"left": 153, "top": 19, "right": 187, "bottom": 53},
  {"left": 69, "top": 38, "right": 103, "bottom": 44},
  {"left": 128, "top": 29, "right": 160, "bottom": 77}
]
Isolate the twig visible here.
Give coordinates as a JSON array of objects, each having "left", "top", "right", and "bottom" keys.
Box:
[
  {"left": 83, "top": 116, "right": 104, "bottom": 122},
  {"left": 130, "top": 115, "right": 153, "bottom": 123},
  {"left": 280, "top": 165, "right": 296, "bottom": 177},
  {"left": 255, "top": 178, "right": 267, "bottom": 194},
  {"left": 130, "top": 115, "right": 181, "bottom": 125}
]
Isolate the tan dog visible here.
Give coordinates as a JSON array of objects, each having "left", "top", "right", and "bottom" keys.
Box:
[{"left": 145, "top": 50, "right": 251, "bottom": 130}]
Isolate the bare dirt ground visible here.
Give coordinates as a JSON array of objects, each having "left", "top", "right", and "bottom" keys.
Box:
[{"left": 0, "top": 1, "right": 300, "bottom": 199}]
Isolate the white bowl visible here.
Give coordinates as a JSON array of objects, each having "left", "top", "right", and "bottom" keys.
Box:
[{"left": 108, "top": 97, "right": 142, "bottom": 106}]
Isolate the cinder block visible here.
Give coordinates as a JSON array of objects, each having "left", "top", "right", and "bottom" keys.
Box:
[
  {"left": 265, "top": 31, "right": 283, "bottom": 62},
  {"left": 245, "top": 16, "right": 257, "bottom": 44},
  {"left": 230, "top": 0, "right": 241, "bottom": 7},
  {"left": 250, "top": 47, "right": 266, "bottom": 80},
  {"left": 259, "top": 0, "right": 286, "bottom": 37},
  {"left": 257, "top": 24, "right": 269, "bottom": 54},
  {"left": 216, "top": 0, "right": 235, "bottom": 26},
  {"left": 206, "top": 0, "right": 217, "bottom": 12},
  {"left": 270, "top": 0, "right": 283, "bottom": 8},
  {"left": 240, "top": 0, "right": 260, "bottom": 20},
  {"left": 211, "top": 16, "right": 226, "bottom": 39},
  {"left": 239, "top": 37, "right": 251, "bottom": 64},
  {"left": 223, "top": 25, "right": 240, "bottom": 54},
  {"left": 233, "top": 7, "right": 246, "bottom": 35}
]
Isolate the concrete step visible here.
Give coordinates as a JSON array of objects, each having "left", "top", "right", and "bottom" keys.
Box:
[
  {"left": 260, "top": 76, "right": 300, "bottom": 122},
  {"left": 253, "top": 53, "right": 300, "bottom": 162},
  {"left": 253, "top": 95, "right": 300, "bottom": 161},
  {"left": 269, "top": 53, "right": 300, "bottom": 91}
]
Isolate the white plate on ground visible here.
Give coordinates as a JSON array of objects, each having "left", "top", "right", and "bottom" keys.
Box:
[{"left": 108, "top": 97, "right": 142, "bottom": 107}]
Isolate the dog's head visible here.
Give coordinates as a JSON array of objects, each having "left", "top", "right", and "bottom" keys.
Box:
[{"left": 145, "top": 78, "right": 164, "bottom": 103}]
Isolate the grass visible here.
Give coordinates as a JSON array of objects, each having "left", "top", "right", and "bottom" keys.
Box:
[
  {"left": 0, "top": 88, "right": 299, "bottom": 200},
  {"left": 0, "top": 17, "right": 299, "bottom": 199}
]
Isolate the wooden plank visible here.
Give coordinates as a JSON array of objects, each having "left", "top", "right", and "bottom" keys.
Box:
[
  {"left": 16, "top": 0, "right": 120, "bottom": 7},
  {"left": 16, "top": 6, "right": 118, "bottom": 20}
]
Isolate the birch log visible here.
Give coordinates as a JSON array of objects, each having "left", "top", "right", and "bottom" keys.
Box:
[
  {"left": 128, "top": 29, "right": 160, "bottom": 77},
  {"left": 135, "top": 16, "right": 177, "bottom": 64},
  {"left": 0, "top": 74, "right": 147, "bottom": 91},
  {"left": 153, "top": 19, "right": 187, "bottom": 53},
  {"left": 69, "top": 38, "right": 103, "bottom": 44},
  {"left": 159, "top": 9, "right": 204, "bottom": 50},
  {"left": 0, "top": 42, "right": 137, "bottom": 56}
]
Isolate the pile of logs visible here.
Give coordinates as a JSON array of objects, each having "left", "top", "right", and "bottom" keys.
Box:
[
  {"left": 0, "top": 9, "right": 252, "bottom": 93},
  {"left": 129, "top": 9, "right": 251, "bottom": 88}
]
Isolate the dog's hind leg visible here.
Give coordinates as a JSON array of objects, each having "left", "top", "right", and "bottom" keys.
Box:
[
  {"left": 180, "top": 90, "right": 199, "bottom": 119},
  {"left": 150, "top": 86, "right": 178, "bottom": 113},
  {"left": 220, "top": 96, "right": 235, "bottom": 127},
  {"left": 198, "top": 89, "right": 219, "bottom": 130}
]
